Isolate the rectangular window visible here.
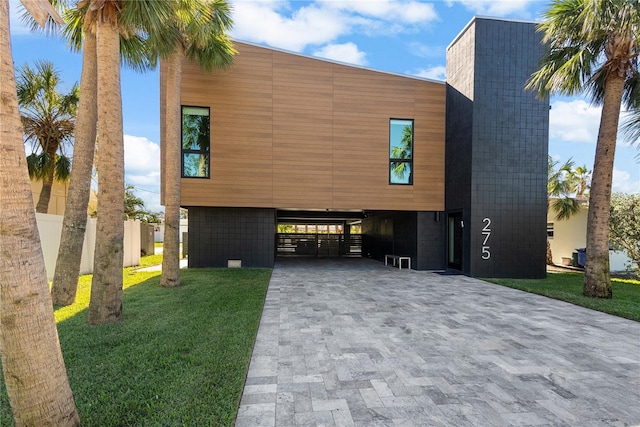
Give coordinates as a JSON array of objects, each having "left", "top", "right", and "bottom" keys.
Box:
[
  {"left": 389, "top": 119, "right": 413, "bottom": 185},
  {"left": 547, "top": 222, "right": 554, "bottom": 239},
  {"left": 182, "top": 106, "right": 210, "bottom": 178}
]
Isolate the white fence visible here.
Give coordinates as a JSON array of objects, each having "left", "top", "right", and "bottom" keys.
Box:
[
  {"left": 36, "top": 213, "right": 141, "bottom": 280},
  {"left": 154, "top": 219, "right": 188, "bottom": 243}
]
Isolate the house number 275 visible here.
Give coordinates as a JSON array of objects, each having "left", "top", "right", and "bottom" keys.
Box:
[{"left": 481, "top": 217, "right": 491, "bottom": 260}]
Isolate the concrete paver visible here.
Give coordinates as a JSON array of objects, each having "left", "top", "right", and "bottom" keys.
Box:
[{"left": 236, "top": 258, "right": 640, "bottom": 426}]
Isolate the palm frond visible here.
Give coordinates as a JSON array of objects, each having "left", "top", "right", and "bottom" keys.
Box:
[
  {"left": 62, "top": 5, "right": 86, "bottom": 52},
  {"left": 18, "top": 0, "right": 69, "bottom": 34},
  {"left": 54, "top": 154, "right": 72, "bottom": 181},
  {"left": 120, "top": 35, "right": 158, "bottom": 72},
  {"left": 27, "top": 152, "right": 55, "bottom": 180},
  {"left": 528, "top": 0, "right": 640, "bottom": 100},
  {"left": 552, "top": 197, "right": 580, "bottom": 220}
]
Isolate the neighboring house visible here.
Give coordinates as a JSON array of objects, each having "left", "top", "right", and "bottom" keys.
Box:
[
  {"left": 547, "top": 201, "right": 632, "bottom": 272},
  {"left": 161, "top": 17, "right": 549, "bottom": 278},
  {"left": 30, "top": 178, "right": 98, "bottom": 216},
  {"left": 30, "top": 179, "right": 69, "bottom": 215}
]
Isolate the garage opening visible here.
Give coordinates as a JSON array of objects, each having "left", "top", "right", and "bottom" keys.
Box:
[{"left": 276, "top": 210, "right": 363, "bottom": 258}]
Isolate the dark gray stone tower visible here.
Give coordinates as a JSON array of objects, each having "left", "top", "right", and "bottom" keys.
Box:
[{"left": 445, "top": 17, "right": 549, "bottom": 278}]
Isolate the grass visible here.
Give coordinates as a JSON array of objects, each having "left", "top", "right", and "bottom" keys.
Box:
[
  {"left": 487, "top": 272, "right": 640, "bottom": 322},
  {"left": 1, "top": 257, "right": 271, "bottom": 426},
  {"left": 137, "top": 253, "right": 163, "bottom": 268}
]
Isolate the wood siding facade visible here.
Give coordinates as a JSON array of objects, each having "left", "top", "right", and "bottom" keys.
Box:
[{"left": 161, "top": 42, "right": 445, "bottom": 212}]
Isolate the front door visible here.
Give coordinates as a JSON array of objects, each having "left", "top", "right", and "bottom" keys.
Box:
[{"left": 447, "top": 212, "right": 463, "bottom": 270}]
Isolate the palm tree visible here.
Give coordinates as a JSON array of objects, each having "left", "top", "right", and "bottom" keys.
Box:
[
  {"left": 569, "top": 164, "right": 592, "bottom": 199},
  {"left": 51, "top": 6, "right": 98, "bottom": 306},
  {"left": 61, "top": 0, "right": 173, "bottom": 324},
  {"left": 0, "top": 0, "right": 80, "bottom": 424},
  {"left": 51, "top": 2, "right": 159, "bottom": 307},
  {"left": 527, "top": 0, "right": 640, "bottom": 298},
  {"left": 548, "top": 156, "right": 580, "bottom": 221},
  {"left": 17, "top": 60, "right": 79, "bottom": 213},
  {"left": 158, "top": 0, "right": 235, "bottom": 288},
  {"left": 78, "top": 0, "right": 125, "bottom": 324},
  {"left": 124, "top": 184, "right": 146, "bottom": 219}
]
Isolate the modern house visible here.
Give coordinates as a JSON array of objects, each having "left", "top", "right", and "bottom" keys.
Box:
[{"left": 161, "top": 17, "right": 549, "bottom": 278}]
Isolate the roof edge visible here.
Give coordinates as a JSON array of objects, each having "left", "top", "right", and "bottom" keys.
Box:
[
  {"left": 447, "top": 16, "right": 540, "bottom": 51},
  {"left": 231, "top": 38, "right": 445, "bottom": 85}
]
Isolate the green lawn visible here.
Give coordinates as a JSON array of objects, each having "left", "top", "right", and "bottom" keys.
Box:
[
  {"left": 137, "top": 252, "right": 163, "bottom": 268},
  {"left": 487, "top": 272, "right": 640, "bottom": 322},
  {"left": 1, "top": 261, "right": 271, "bottom": 426}
]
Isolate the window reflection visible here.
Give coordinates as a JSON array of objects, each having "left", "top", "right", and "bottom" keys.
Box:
[
  {"left": 182, "top": 106, "right": 210, "bottom": 178},
  {"left": 389, "top": 119, "right": 413, "bottom": 185}
]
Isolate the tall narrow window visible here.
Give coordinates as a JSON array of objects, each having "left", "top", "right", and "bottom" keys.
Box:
[
  {"left": 389, "top": 119, "right": 413, "bottom": 185},
  {"left": 181, "top": 106, "right": 210, "bottom": 178}
]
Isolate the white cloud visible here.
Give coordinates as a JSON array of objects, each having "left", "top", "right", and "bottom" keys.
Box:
[
  {"left": 124, "top": 135, "right": 160, "bottom": 173},
  {"left": 231, "top": 1, "right": 349, "bottom": 51},
  {"left": 412, "top": 65, "right": 446, "bottom": 81},
  {"left": 409, "top": 42, "right": 445, "bottom": 59},
  {"left": 549, "top": 100, "right": 601, "bottom": 144},
  {"left": 549, "top": 101, "right": 640, "bottom": 196},
  {"left": 126, "top": 172, "right": 160, "bottom": 187},
  {"left": 320, "top": 0, "right": 438, "bottom": 24},
  {"left": 124, "top": 135, "right": 161, "bottom": 212},
  {"left": 313, "top": 42, "right": 367, "bottom": 65},
  {"left": 613, "top": 168, "right": 640, "bottom": 194},
  {"left": 230, "top": 0, "right": 439, "bottom": 52},
  {"left": 448, "top": 0, "right": 537, "bottom": 16}
]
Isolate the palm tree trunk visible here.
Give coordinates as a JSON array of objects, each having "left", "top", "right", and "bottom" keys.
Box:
[
  {"left": 0, "top": 1, "right": 80, "bottom": 424},
  {"left": 160, "top": 48, "right": 183, "bottom": 288},
  {"left": 583, "top": 73, "right": 624, "bottom": 298},
  {"left": 52, "top": 27, "right": 98, "bottom": 306},
  {"left": 88, "top": 19, "right": 124, "bottom": 324},
  {"left": 35, "top": 168, "right": 54, "bottom": 213},
  {"left": 36, "top": 140, "right": 60, "bottom": 213}
]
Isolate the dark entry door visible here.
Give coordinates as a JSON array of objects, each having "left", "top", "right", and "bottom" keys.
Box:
[{"left": 447, "top": 212, "right": 463, "bottom": 270}]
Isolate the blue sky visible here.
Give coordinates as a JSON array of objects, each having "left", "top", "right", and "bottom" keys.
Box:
[{"left": 10, "top": 0, "right": 640, "bottom": 212}]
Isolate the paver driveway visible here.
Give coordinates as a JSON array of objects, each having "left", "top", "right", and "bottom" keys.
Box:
[{"left": 236, "top": 258, "right": 640, "bottom": 426}]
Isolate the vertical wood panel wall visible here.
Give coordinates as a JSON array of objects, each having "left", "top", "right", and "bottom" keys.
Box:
[{"left": 161, "top": 42, "right": 445, "bottom": 211}]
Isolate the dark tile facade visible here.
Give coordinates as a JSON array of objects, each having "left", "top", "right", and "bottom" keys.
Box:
[
  {"left": 188, "top": 207, "right": 276, "bottom": 268},
  {"left": 362, "top": 211, "right": 444, "bottom": 270},
  {"left": 446, "top": 18, "right": 549, "bottom": 278},
  {"left": 416, "top": 211, "right": 445, "bottom": 270}
]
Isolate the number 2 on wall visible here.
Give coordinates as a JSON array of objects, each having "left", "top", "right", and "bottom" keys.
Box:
[{"left": 481, "top": 217, "right": 491, "bottom": 260}]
